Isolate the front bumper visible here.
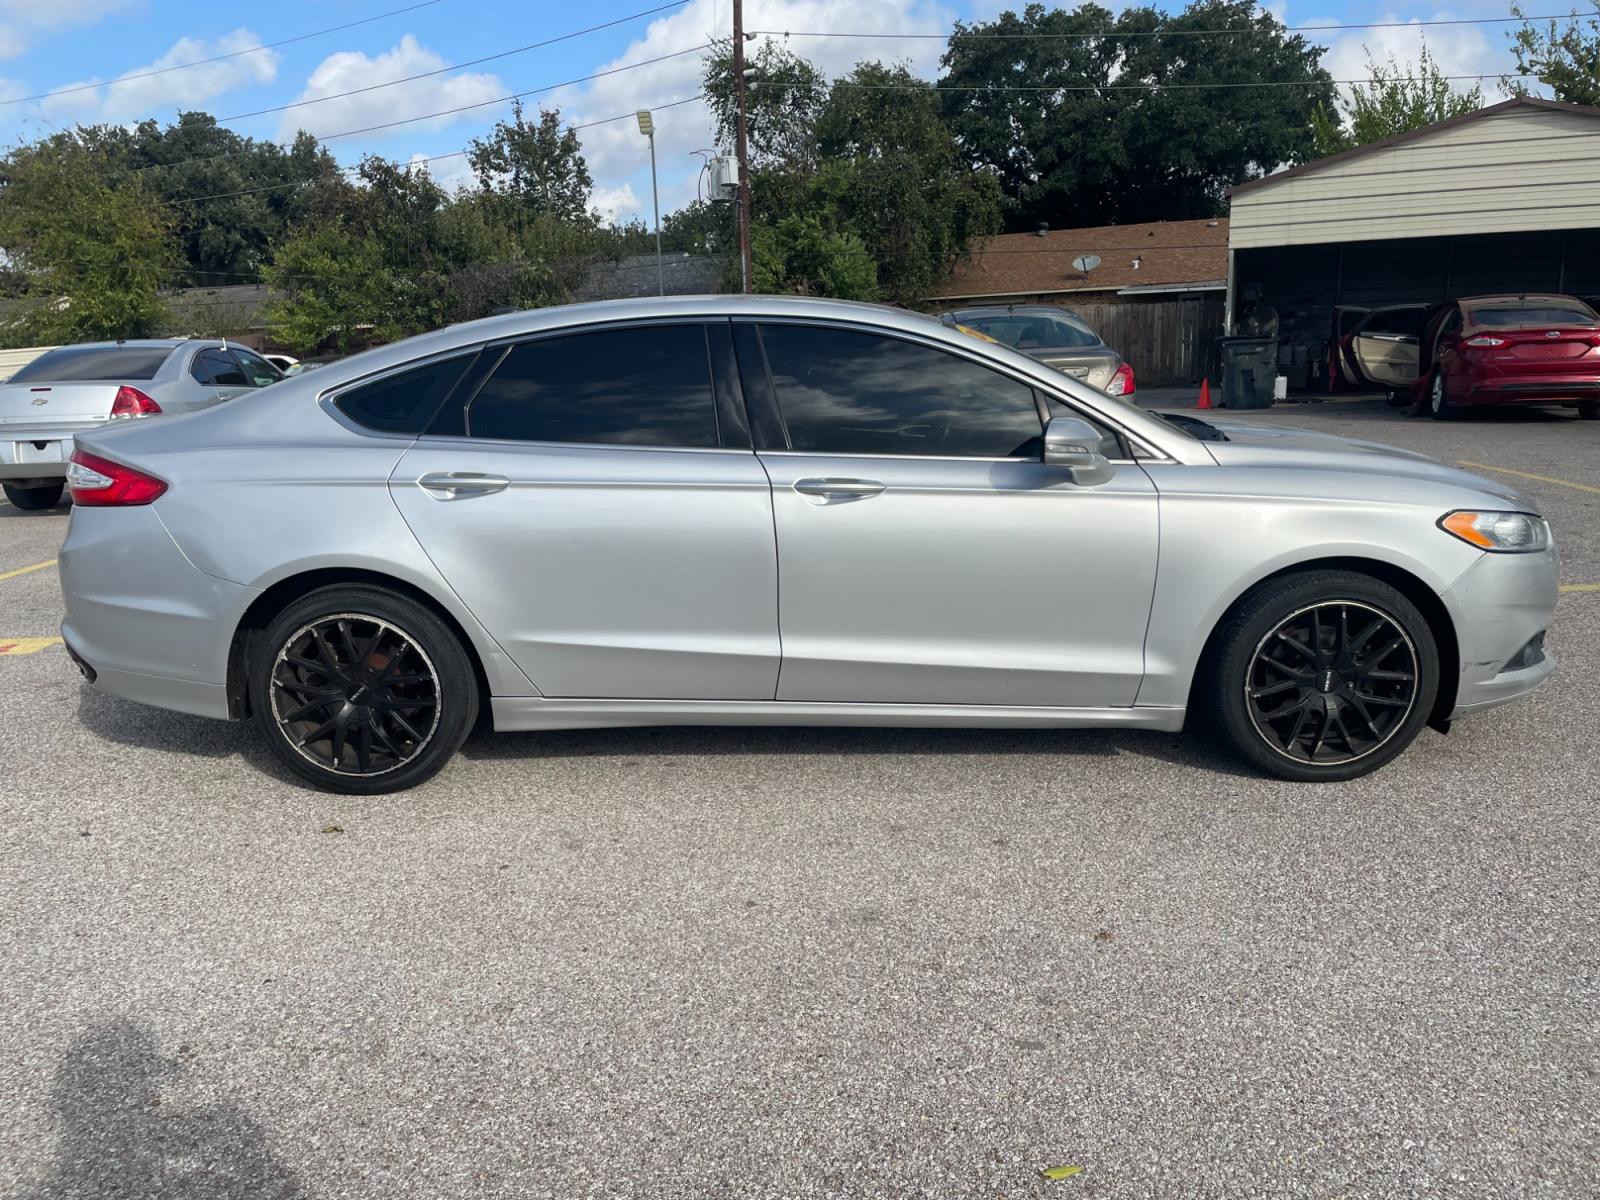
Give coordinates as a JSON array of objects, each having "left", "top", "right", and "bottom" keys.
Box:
[
  {"left": 1439, "top": 545, "right": 1560, "bottom": 717},
  {"left": 59, "top": 503, "right": 254, "bottom": 720}
]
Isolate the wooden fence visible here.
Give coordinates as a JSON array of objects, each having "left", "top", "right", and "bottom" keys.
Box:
[{"left": 1053, "top": 293, "right": 1225, "bottom": 387}]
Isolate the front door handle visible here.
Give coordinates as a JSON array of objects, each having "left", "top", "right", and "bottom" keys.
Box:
[
  {"left": 417, "top": 471, "right": 510, "bottom": 499},
  {"left": 793, "top": 477, "right": 885, "bottom": 499}
]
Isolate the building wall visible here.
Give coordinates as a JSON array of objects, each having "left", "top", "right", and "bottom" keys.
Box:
[{"left": 1231, "top": 107, "right": 1600, "bottom": 249}]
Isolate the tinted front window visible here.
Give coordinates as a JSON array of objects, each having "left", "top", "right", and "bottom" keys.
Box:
[
  {"left": 336, "top": 354, "right": 475, "bottom": 435},
  {"left": 760, "top": 324, "right": 1042, "bottom": 457},
  {"left": 193, "top": 349, "right": 248, "bottom": 387},
  {"left": 1472, "top": 304, "right": 1599, "bottom": 328},
  {"left": 1361, "top": 308, "right": 1426, "bottom": 337},
  {"left": 467, "top": 325, "right": 717, "bottom": 448},
  {"left": 10, "top": 346, "right": 172, "bottom": 383},
  {"left": 231, "top": 349, "right": 283, "bottom": 387},
  {"left": 956, "top": 311, "right": 1100, "bottom": 350}
]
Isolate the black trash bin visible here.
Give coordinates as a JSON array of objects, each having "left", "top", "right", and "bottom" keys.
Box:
[{"left": 1219, "top": 336, "right": 1279, "bottom": 408}]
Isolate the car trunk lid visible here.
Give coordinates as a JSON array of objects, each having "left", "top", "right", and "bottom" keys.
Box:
[
  {"left": 1482, "top": 326, "right": 1600, "bottom": 375},
  {"left": 1035, "top": 348, "right": 1119, "bottom": 390},
  {"left": 0, "top": 382, "right": 122, "bottom": 431}
]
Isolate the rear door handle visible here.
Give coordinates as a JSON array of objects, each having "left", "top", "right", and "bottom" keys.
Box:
[
  {"left": 794, "top": 477, "right": 886, "bottom": 499},
  {"left": 417, "top": 471, "right": 510, "bottom": 499}
]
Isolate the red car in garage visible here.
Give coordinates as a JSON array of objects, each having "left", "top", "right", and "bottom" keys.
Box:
[{"left": 1412, "top": 294, "right": 1600, "bottom": 420}]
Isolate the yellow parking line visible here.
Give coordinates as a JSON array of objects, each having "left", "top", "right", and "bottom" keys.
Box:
[
  {"left": 1561, "top": 583, "right": 1600, "bottom": 593},
  {"left": 0, "top": 637, "right": 62, "bottom": 656},
  {"left": 0, "top": 558, "right": 56, "bottom": 582},
  {"left": 1458, "top": 461, "right": 1600, "bottom": 495}
]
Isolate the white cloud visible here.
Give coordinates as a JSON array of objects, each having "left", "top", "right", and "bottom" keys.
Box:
[
  {"left": 0, "top": 0, "right": 131, "bottom": 60},
  {"left": 1320, "top": 10, "right": 1510, "bottom": 104},
  {"left": 279, "top": 35, "right": 505, "bottom": 142},
  {"left": 408, "top": 150, "right": 476, "bottom": 193},
  {"left": 546, "top": 0, "right": 954, "bottom": 222},
  {"left": 37, "top": 29, "right": 279, "bottom": 124},
  {"left": 592, "top": 182, "right": 642, "bottom": 225}
]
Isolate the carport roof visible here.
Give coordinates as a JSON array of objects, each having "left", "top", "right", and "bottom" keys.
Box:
[{"left": 1230, "top": 96, "right": 1600, "bottom": 197}]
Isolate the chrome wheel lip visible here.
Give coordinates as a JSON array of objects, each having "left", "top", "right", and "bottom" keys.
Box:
[
  {"left": 1431, "top": 373, "right": 1445, "bottom": 413},
  {"left": 269, "top": 612, "right": 443, "bottom": 778},
  {"left": 1244, "top": 599, "right": 1420, "bottom": 767}
]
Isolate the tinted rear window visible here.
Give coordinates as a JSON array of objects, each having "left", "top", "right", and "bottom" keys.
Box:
[
  {"left": 9, "top": 346, "right": 173, "bottom": 383},
  {"left": 956, "top": 311, "right": 1100, "bottom": 350},
  {"left": 1472, "top": 304, "right": 1598, "bottom": 328},
  {"left": 335, "top": 354, "right": 475, "bottom": 435},
  {"left": 465, "top": 325, "right": 718, "bottom": 448}
]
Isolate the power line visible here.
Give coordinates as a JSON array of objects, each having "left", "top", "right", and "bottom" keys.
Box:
[
  {"left": 752, "top": 13, "right": 1586, "bottom": 41},
  {"left": 162, "top": 93, "right": 708, "bottom": 206},
  {"left": 778, "top": 72, "right": 1538, "bottom": 94},
  {"left": 1, "top": 0, "right": 449, "bottom": 108},
  {"left": 216, "top": 1, "right": 691, "bottom": 123}
]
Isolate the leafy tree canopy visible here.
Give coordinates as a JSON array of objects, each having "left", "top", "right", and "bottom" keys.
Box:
[
  {"left": 1506, "top": 1, "right": 1600, "bottom": 106},
  {"left": 1313, "top": 42, "right": 1483, "bottom": 156}
]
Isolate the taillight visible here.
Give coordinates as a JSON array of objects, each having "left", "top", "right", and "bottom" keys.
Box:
[
  {"left": 1106, "top": 362, "right": 1136, "bottom": 397},
  {"left": 110, "top": 385, "right": 161, "bottom": 418},
  {"left": 67, "top": 448, "right": 167, "bottom": 506},
  {"left": 1465, "top": 336, "right": 1506, "bottom": 348}
]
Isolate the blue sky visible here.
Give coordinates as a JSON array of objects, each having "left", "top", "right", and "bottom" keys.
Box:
[{"left": 0, "top": 0, "right": 1539, "bottom": 224}]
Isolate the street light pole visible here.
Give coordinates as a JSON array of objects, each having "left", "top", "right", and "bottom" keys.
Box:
[{"left": 636, "top": 110, "right": 664, "bottom": 297}]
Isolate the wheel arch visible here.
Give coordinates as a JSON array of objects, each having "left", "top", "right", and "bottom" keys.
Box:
[
  {"left": 1187, "top": 555, "right": 1460, "bottom": 730},
  {"left": 225, "top": 567, "right": 494, "bottom": 725}
]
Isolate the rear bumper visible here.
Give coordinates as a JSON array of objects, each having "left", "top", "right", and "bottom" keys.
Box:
[
  {"left": 0, "top": 428, "right": 77, "bottom": 482},
  {"left": 1439, "top": 546, "right": 1560, "bottom": 718},
  {"left": 59, "top": 503, "right": 253, "bottom": 721},
  {"left": 1464, "top": 376, "right": 1600, "bottom": 405}
]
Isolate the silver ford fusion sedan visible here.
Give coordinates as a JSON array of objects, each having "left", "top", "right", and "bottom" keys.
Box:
[{"left": 58, "top": 297, "right": 1558, "bottom": 794}]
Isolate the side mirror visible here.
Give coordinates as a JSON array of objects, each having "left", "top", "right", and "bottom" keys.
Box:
[{"left": 1042, "top": 415, "right": 1115, "bottom": 486}]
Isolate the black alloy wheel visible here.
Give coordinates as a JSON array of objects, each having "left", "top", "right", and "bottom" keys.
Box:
[
  {"left": 1245, "top": 601, "right": 1418, "bottom": 765},
  {"left": 251, "top": 586, "right": 477, "bottom": 793},
  {"left": 1205, "top": 570, "right": 1440, "bottom": 782}
]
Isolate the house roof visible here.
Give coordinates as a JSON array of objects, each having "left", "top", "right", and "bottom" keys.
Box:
[
  {"left": 1230, "top": 96, "right": 1600, "bottom": 198},
  {"left": 931, "top": 218, "right": 1229, "bottom": 301}
]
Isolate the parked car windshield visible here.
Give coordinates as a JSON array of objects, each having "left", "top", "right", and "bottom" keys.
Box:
[
  {"left": 955, "top": 310, "right": 1102, "bottom": 351},
  {"left": 1471, "top": 303, "right": 1598, "bottom": 328},
  {"left": 8, "top": 345, "right": 172, "bottom": 383}
]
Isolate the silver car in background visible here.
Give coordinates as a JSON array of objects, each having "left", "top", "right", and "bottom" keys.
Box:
[
  {"left": 944, "top": 304, "right": 1135, "bottom": 397},
  {"left": 58, "top": 297, "right": 1556, "bottom": 794},
  {"left": 0, "top": 339, "right": 282, "bottom": 509}
]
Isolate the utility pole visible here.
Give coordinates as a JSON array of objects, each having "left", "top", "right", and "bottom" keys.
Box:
[{"left": 732, "top": 0, "right": 752, "bottom": 293}]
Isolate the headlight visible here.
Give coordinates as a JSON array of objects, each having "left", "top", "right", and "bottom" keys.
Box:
[{"left": 1438, "top": 510, "right": 1551, "bottom": 552}]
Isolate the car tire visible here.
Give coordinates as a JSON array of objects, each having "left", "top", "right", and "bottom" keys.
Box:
[
  {"left": 3, "top": 482, "right": 64, "bottom": 510},
  {"left": 1205, "top": 570, "right": 1440, "bottom": 782},
  {"left": 249, "top": 585, "right": 479, "bottom": 794},
  {"left": 1579, "top": 400, "right": 1599, "bottom": 421},
  {"left": 1427, "top": 371, "right": 1458, "bottom": 421}
]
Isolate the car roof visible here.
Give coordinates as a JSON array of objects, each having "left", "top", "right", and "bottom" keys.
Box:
[
  {"left": 1457, "top": 294, "right": 1593, "bottom": 309},
  {"left": 41, "top": 338, "right": 226, "bottom": 353}
]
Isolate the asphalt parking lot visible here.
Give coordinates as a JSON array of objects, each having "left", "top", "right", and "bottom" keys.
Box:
[{"left": 2, "top": 397, "right": 1597, "bottom": 1199}]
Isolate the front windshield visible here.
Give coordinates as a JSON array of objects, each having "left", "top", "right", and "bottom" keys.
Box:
[{"left": 958, "top": 310, "right": 1101, "bottom": 351}]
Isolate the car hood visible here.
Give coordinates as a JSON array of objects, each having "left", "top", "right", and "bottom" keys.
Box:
[{"left": 1188, "top": 415, "right": 1537, "bottom": 511}]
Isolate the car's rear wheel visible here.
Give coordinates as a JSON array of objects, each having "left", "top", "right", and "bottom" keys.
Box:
[
  {"left": 1579, "top": 400, "right": 1599, "bottom": 420},
  {"left": 249, "top": 586, "right": 478, "bottom": 794},
  {"left": 3, "top": 482, "right": 64, "bottom": 510},
  {"left": 1428, "top": 372, "right": 1457, "bottom": 420},
  {"left": 1205, "top": 571, "right": 1439, "bottom": 782}
]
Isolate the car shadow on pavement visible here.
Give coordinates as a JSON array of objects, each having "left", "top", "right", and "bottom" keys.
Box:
[
  {"left": 458, "top": 724, "right": 1259, "bottom": 779},
  {"left": 20, "top": 1018, "right": 306, "bottom": 1199},
  {"left": 73, "top": 686, "right": 315, "bottom": 791}
]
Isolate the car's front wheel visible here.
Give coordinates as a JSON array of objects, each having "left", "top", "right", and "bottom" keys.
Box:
[
  {"left": 249, "top": 585, "right": 478, "bottom": 794},
  {"left": 1205, "top": 571, "right": 1440, "bottom": 782},
  {"left": 3, "top": 482, "right": 64, "bottom": 510}
]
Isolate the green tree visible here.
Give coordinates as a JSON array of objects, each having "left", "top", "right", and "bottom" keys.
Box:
[
  {"left": 1314, "top": 43, "right": 1483, "bottom": 156},
  {"left": 466, "top": 102, "right": 598, "bottom": 226},
  {"left": 0, "top": 140, "right": 177, "bottom": 345},
  {"left": 939, "top": 0, "right": 1336, "bottom": 228},
  {"left": 1506, "top": 2, "right": 1600, "bottom": 106},
  {"left": 261, "top": 224, "right": 400, "bottom": 354},
  {"left": 704, "top": 40, "right": 830, "bottom": 172},
  {"left": 752, "top": 215, "right": 878, "bottom": 299}
]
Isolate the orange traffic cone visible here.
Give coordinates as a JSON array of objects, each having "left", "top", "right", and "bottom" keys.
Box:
[{"left": 1196, "top": 378, "right": 1212, "bottom": 409}]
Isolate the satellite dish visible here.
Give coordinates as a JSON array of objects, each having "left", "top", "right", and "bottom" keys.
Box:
[{"left": 1071, "top": 254, "right": 1101, "bottom": 275}]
